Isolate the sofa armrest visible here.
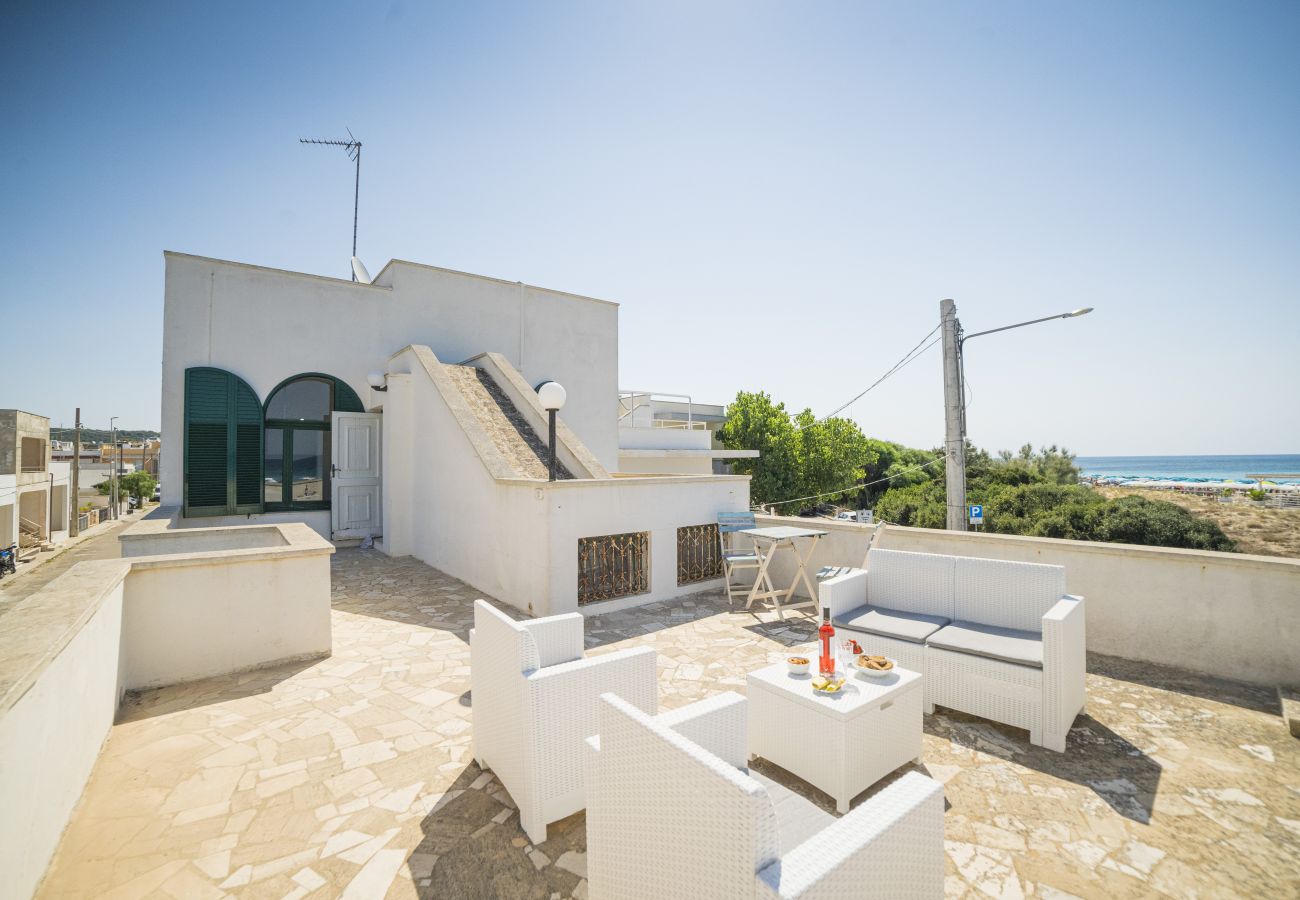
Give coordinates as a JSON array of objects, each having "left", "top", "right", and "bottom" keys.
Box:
[
  {"left": 818, "top": 569, "right": 867, "bottom": 621},
  {"left": 1041, "top": 595, "right": 1086, "bottom": 749},
  {"left": 520, "top": 612, "right": 586, "bottom": 668},
  {"left": 656, "top": 692, "right": 748, "bottom": 770},
  {"left": 755, "top": 771, "right": 944, "bottom": 899}
]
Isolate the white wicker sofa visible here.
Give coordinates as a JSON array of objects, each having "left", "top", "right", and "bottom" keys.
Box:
[
  {"left": 583, "top": 691, "right": 945, "bottom": 900},
  {"left": 819, "top": 549, "right": 1085, "bottom": 752},
  {"left": 470, "top": 599, "right": 658, "bottom": 844}
]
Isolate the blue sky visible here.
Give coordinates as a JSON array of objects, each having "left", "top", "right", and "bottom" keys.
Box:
[{"left": 2, "top": 1, "right": 1297, "bottom": 454}]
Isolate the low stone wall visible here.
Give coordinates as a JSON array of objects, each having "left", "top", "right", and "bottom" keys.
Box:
[
  {"left": 752, "top": 515, "right": 1300, "bottom": 687},
  {"left": 0, "top": 519, "right": 334, "bottom": 898}
]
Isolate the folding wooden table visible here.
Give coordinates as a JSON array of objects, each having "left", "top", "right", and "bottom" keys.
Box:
[{"left": 739, "top": 525, "right": 827, "bottom": 619}]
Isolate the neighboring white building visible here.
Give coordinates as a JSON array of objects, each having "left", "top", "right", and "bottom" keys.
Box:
[
  {"left": 616, "top": 391, "right": 758, "bottom": 476},
  {"left": 158, "top": 252, "right": 749, "bottom": 616},
  {"left": 0, "top": 410, "right": 72, "bottom": 556}
]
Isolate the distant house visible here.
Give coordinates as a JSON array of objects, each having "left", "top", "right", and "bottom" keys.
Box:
[
  {"left": 616, "top": 391, "right": 757, "bottom": 475},
  {"left": 158, "top": 252, "right": 750, "bottom": 615},
  {"left": 0, "top": 410, "right": 72, "bottom": 555}
]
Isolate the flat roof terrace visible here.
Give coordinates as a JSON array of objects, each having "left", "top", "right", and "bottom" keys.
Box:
[{"left": 36, "top": 551, "right": 1300, "bottom": 899}]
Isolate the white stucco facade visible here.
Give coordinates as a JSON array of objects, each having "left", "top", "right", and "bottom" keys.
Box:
[{"left": 159, "top": 251, "right": 620, "bottom": 515}]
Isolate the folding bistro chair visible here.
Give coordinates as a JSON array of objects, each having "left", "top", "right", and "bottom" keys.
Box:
[
  {"left": 815, "top": 521, "right": 887, "bottom": 582},
  {"left": 717, "top": 511, "right": 759, "bottom": 607}
]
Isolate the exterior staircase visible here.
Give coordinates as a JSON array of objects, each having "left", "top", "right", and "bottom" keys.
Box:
[
  {"left": 18, "top": 516, "right": 53, "bottom": 556},
  {"left": 443, "top": 365, "right": 574, "bottom": 480}
]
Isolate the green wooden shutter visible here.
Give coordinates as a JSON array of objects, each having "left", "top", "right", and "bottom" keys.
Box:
[
  {"left": 184, "top": 368, "right": 232, "bottom": 516},
  {"left": 233, "top": 380, "right": 263, "bottom": 512},
  {"left": 333, "top": 379, "right": 364, "bottom": 413},
  {"left": 184, "top": 367, "right": 263, "bottom": 517}
]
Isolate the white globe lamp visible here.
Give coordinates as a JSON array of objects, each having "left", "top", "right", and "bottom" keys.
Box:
[{"left": 537, "top": 382, "right": 567, "bottom": 480}]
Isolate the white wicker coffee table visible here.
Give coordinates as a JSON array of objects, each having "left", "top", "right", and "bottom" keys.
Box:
[{"left": 746, "top": 657, "right": 923, "bottom": 813}]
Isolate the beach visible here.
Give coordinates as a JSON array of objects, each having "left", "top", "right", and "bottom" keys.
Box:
[{"left": 1096, "top": 485, "right": 1300, "bottom": 558}]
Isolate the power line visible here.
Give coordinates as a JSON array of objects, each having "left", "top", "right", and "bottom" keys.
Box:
[
  {"left": 813, "top": 324, "right": 942, "bottom": 424},
  {"left": 758, "top": 455, "right": 945, "bottom": 510}
]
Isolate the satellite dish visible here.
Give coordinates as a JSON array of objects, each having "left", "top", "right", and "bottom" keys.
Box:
[{"left": 351, "top": 256, "right": 372, "bottom": 284}]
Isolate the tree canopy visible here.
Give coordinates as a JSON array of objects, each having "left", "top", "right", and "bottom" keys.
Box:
[{"left": 720, "top": 391, "right": 1236, "bottom": 553}]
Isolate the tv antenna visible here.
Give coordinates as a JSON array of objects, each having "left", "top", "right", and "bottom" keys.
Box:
[{"left": 299, "top": 129, "right": 362, "bottom": 280}]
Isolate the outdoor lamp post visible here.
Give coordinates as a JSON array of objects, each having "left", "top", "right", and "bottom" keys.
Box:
[
  {"left": 940, "top": 301, "right": 1094, "bottom": 531},
  {"left": 537, "top": 381, "right": 567, "bottom": 482}
]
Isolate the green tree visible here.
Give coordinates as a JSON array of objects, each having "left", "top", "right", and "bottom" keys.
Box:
[
  {"left": 718, "top": 392, "right": 803, "bottom": 507},
  {"left": 720, "top": 392, "right": 880, "bottom": 512},
  {"left": 99, "top": 471, "right": 157, "bottom": 502}
]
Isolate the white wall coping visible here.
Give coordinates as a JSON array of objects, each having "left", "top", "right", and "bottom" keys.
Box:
[
  {"left": 0, "top": 559, "right": 129, "bottom": 714},
  {"left": 618, "top": 448, "right": 759, "bottom": 459},
  {"left": 162, "top": 250, "right": 393, "bottom": 293},
  {"left": 373, "top": 258, "right": 620, "bottom": 307},
  {"left": 499, "top": 473, "right": 750, "bottom": 490},
  {"left": 754, "top": 514, "right": 1300, "bottom": 574},
  {"left": 2, "top": 513, "right": 334, "bottom": 713}
]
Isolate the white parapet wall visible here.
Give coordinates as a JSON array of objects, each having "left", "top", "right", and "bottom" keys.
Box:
[
  {"left": 0, "top": 517, "right": 333, "bottom": 899},
  {"left": 0, "top": 562, "right": 126, "bottom": 900},
  {"left": 751, "top": 514, "right": 1300, "bottom": 687}
]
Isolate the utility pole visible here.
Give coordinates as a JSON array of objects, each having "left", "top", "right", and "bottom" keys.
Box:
[
  {"left": 940, "top": 301, "right": 1095, "bottom": 532},
  {"left": 70, "top": 409, "right": 80, "bottom": 537},
  {"left": 109, "top": 417, "right": 118, "bottom": 520},
  {"left": 940, "top": 299, "right": 967, "bottom": 532}
]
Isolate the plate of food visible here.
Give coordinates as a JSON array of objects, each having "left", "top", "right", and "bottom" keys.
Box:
[
  {"left": 854, "top": 655, "right": 896, "bottom": 680},
  {"left": 811, "top": 675, "right": 847, "bottom": 695}
]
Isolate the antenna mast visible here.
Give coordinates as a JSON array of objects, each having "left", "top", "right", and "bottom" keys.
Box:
[{"left": 299, "top": 129, "right": 362, "bottom": 280}]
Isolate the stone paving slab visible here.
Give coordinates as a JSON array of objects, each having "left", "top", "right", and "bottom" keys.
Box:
[{"left": 36, "top": 550, "right": 1300, "bottom": 899}]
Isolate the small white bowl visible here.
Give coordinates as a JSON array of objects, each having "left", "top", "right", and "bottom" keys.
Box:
[{"left": 786, "top": 657, "right": 810, "bottom": 676}]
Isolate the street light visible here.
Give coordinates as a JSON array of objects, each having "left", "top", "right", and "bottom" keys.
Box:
[
  {"left": 537, "top": 382, "right": 567, "bottom": 482},
  {"left": 940, "top": 301, "right": 1094, "bottom": 531}
]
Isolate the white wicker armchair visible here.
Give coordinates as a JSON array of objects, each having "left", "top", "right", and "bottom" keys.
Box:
[
  {"left": 470, "top": 599, "right": 657, "bottom": 844},
  {"left": 584, "top": 691, "right": 945, "bottom": 899}
]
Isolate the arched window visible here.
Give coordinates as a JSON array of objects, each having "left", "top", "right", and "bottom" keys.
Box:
[
  {"left": 263, "top": 374, "right": 363, "bottom": 511},
  {"left": 183, "top": 367, "right": 263, "bottom": 517}
]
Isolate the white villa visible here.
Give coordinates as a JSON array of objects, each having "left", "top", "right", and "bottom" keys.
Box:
[{"left": 158, "top": 252, "right": 748, "bottom": 616}]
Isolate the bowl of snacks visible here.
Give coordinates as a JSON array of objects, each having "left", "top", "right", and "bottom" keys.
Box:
[
  {"left": 787, "top": 656, "right": 810, "bottom": 676},
  {"left": 811, "top": 675, "right": 847, "bottom": 695},
  {"left": 855, "top": 655, "right": 896, "bottom": 680}
]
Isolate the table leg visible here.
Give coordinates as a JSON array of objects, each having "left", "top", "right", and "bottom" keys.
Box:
[
  {"left": 796, "top": 534, "right": 822, "bottom": 605},
  {"left": 745, "top": 540, "right": 774, "bottom": 611},
  {"left": 837, "top": 795, "right": 849, "bottom": 814}
]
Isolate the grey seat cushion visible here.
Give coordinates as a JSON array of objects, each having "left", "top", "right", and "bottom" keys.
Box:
[
  {"left": 832, "top": 604, "right": 951, "bottom": 644},
  {"left": 926, "top": 621, "right": 1044, "bottom": 669}
]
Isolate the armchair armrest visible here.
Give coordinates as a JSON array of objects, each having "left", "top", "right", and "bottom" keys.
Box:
[
  {"left": 1041, "top": 595, "right": 1086, "bottom": 751},
  {"left": 525, "top": 645, "right": 659, "bottom": 722},
  {"left": 756, "top": 772, "right": 944, "bottom": 899},
  {"left": 656, "top": 692, "right": 748, "bottom": 770},
  {"left": 818, "top": 569, "right": 868, "bottom": 621},
  {"left": 520, "top": 612, "right": 585, "bottom": 668}
]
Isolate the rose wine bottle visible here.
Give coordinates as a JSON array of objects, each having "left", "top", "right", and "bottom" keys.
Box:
[{"left": 819, "top": 608, "right": 836, "bottom": 676}]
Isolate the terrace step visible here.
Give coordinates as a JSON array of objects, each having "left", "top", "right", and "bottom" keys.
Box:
[
  {"left": 443, "top": 364, "right": 573, "bottom": 481},
  {"left": 1280, "top": 686, "right": 1300, "bottom": 739}
]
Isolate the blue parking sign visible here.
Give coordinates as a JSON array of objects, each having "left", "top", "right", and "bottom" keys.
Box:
[{"left": 968, "top": 504, "right": 984, "bottom": 524}]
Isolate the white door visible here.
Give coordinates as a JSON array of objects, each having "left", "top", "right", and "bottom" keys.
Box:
[{"left": 332, "top": 412, "right": 382, "bottom": 539}]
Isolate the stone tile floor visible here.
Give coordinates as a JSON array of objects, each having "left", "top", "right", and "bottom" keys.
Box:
[{"left": 37, "top": 550, "right": 1300, "bottom": 899}]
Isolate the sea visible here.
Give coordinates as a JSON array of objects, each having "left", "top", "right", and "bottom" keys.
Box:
[{"left": 1075, "top": 454, "right": 1300, "bottom": 484}]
